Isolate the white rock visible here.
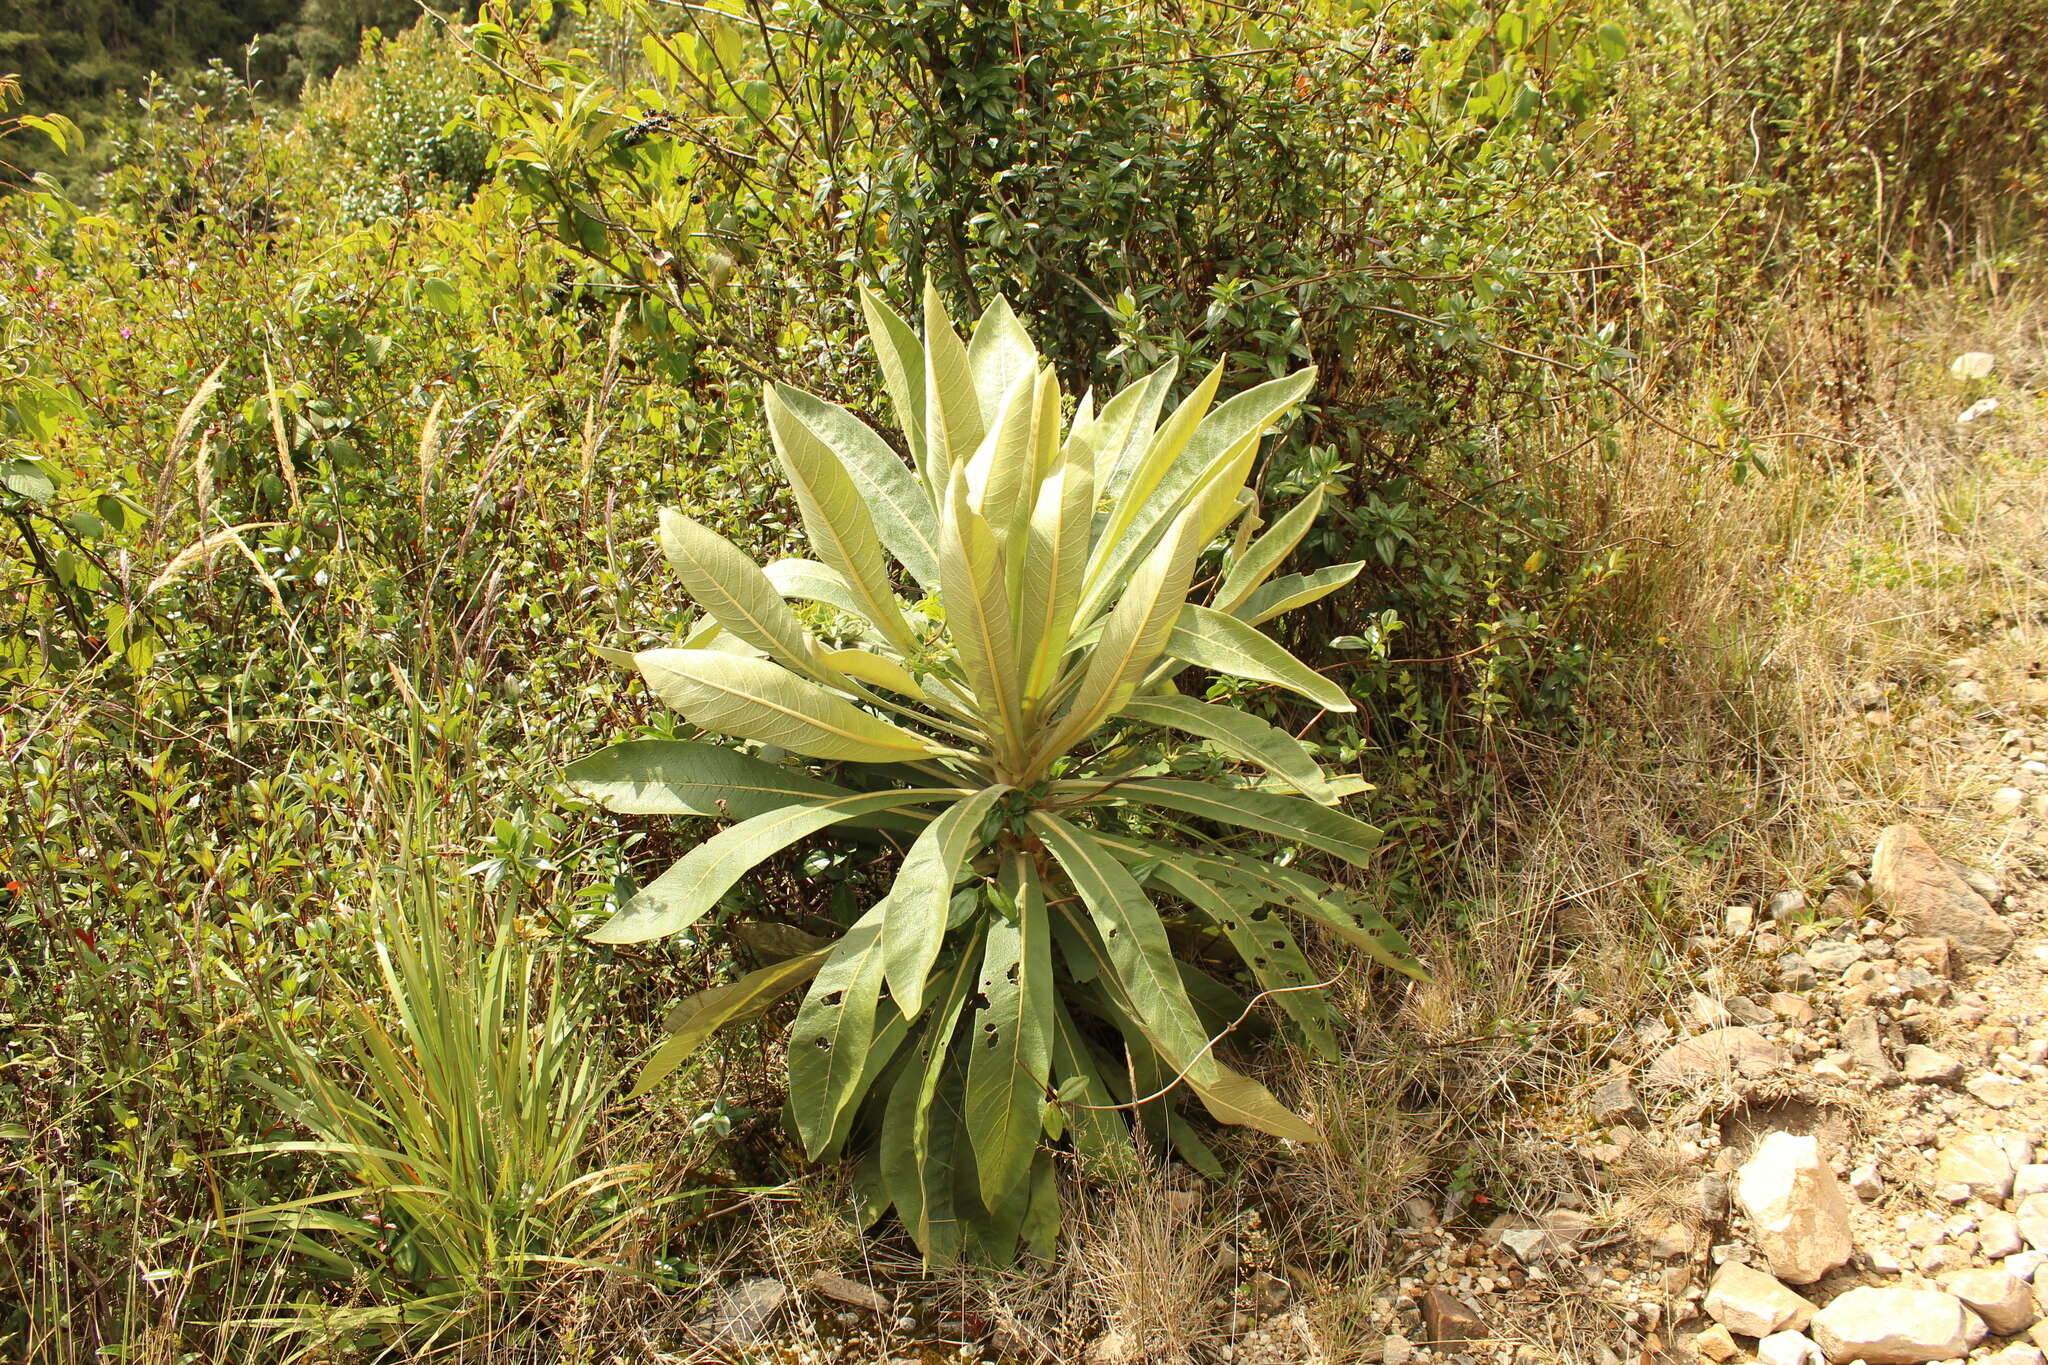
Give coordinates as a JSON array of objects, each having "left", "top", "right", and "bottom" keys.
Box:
[
  {"left": 1937, "top": 1134, "right": 2017, "bottom": 1202},
  {"left": 1972, "top": 1074, "right": 2026, "bottom": 1108},
  {"left": 1850, "top": 1164, "right": 1885, "bottom": 1200},
  {"left": 1704, "top": 1261, "right": 1816, "bottom": 1336},
  {"left": 1944, "top": 1268, "right": 2037, "bottom": 1334},
  {"left": 2016, "top": 1166, "right": 2048, "bottom": 1199},
  {"left": 1993, "top": 787, "right": 2028, "bottom": 817},
  {"left": 1759, "top": 1330, "right": 1825, "bottom": 1365},
  {"left": 1903, "top": 1045, "right": 1965, "bottom": 1084},
  {"left": 1988, "top": 1347, "right": 2046, "bottom": 1365},
  {"left": 1693, "top": 1322, "right": 1740, "bottom": 1361},
  {"left": 1736, "top": 1133, "right": 1855, "bottom": 1284},
  {"left": 1810, "top": 1287, "right": 1988, "bottom": 1364},
  {"left": 2009, "top": 1249, "right": 2047, "bottom": 1281},
  {"left": 1984, "top": 1211, "right": 2027, "bottom": 1259},
  {"left": 1951, "top": 351, "right": 1997, "bottom": 379},
  {"left": 1725, "top": 904, "right": 1756, "bottom": 937}
]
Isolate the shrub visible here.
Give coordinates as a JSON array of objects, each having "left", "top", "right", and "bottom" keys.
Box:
[{"left": 570, "top": 285, "right": 1422, "bottom": 1263}]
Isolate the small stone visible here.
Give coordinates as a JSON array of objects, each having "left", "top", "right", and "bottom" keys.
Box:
[
  {"left": 1647, "top": 1027, "right": 1788, "bottom": 1085},
  {"left": 1704, "top": 1262, "right": 1817, "bottom": 1336},
  {"left": 1769, "top": 890, "right": 1809, "bottom": 922},
  {"left": 1498, "top": 1228, "right": 1548, "bottom": 1264},
  {"left": 1420, "top": 1288, "right": 1486, "bottom": 1343},
  {"left": 1725, "top": 904, "right": 1756, "bottom": 937},
  {"left": 1693, "top": 1323, "right": 1739, "bottom": 1362},
  {"left": 1942, "top": 1268, "right": 2036, "bottom": 1334},
  {"left": 1804, "top": 939, "right": 1864, "bottom": 975},
  {"left": 1969, "top": 1073, "right": 2025, "bottom": 1108},
  {"left": 1590, "top": 1076, "right": 1641, "bottom": 1126},
  {"left": 2010, "top": 1250, "right": 2047, "bottom": 1281},
  {"left": 1758, "top": 1330, "right": 1824, "bottom": 1365},
  {"left": 2016, "top": 1193, "right": 2048, "bottom": 1250},
  {"left": 1896, "top": 937, "right": 1958, "bottom": 977},
  {"left": 1690, "top": 992, "right": 1734, "bottom": 1027},
  {"left": 2017, "top": 1166, "right": 2048, "bottom": 1199},
  {"left": 1809, "top": 1286, "right": 1988, "bottom": 1364},
  {"left": 1850, "top": 1164, "right": 1884, "bottom": 1200},
  {"left": 1953, "top": 679, "right": 1992, "bottom": 706},
  {"left": 1984, "top": 1212, "right": 2026, "bottom": 1258},
  {"left": 1381, "top": 1336, "right": 1414, "bottom": 1365},
  {"left": 1087, "top": 1328, "right": 1138, "bottom": 1365},
  {"left": 1993, "top": 787, "right": 2028, "bottom": 817},
  {"left": 806, "top": 1270, "right": 889, "bottom": 1314},
  {"left": 1843, "top": 1012, "right": 1897, "bottom": 1079},
  {"left": 1938, "top": 1134, "right": 2017, "bottom": 1202},
  {"left": 1735, "top": 1132, "right": 1854, "bottom": 1284},
  {"left": 1770, "top": 992, "right": 1817, "bottom": 1023},
  {"left": 1989, "top": 1347, "right": 2047, "bottom": 1365},
  {"left": 1903, "top": 1045, "right": 1965, "bottom": 1083},
  {"left": 1871, "top": 824, "right": 2014, "bottom": 961},
  {"left": 1635, "top": 1214, "right": 1694, "bottom": 1260},
  {"left": 700, "top": 1277, "right": 790, "bottom": 1347}
]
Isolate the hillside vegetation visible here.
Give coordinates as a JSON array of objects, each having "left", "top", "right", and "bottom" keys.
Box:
[{"left": 1, "top": 1, "right": 2044, "bottom": 1361}]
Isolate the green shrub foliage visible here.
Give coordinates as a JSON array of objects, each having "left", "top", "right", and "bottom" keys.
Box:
[{"left": 572, "top": 286, "right": 1422, "bottom": 1263}]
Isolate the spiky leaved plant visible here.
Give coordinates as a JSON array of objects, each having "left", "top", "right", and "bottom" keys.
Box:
[{"left": 570, "top": 285, "right": 1422, "bottom": 1263}]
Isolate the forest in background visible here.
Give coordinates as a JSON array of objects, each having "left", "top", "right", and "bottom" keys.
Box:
[{"left": 1, "top": 0, "right": 2046, "bottom": 1359}]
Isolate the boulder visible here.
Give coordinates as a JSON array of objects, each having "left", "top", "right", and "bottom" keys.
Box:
[
  {"left": 1870, "top": 824, "right": 2013, "bottom": 960},
  {"left": 1810, "top": 1287, "right": 1987, "bottom": 1364},
  {"left": 1704, "top": 1262, "right": 1817, "bottom": 1336},
  {"left": 1647, "top": 1027, "right": 1787, "bottom": 1085},
  {"left": 1942, "top": 1268, "right": 2037, "bottom": 1335},
  {"left": 1736, "top": 1132, "right": 1854, "bottom": 1284}
]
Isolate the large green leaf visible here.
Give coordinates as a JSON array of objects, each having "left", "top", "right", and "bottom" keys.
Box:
[
  {"left": 762, "top": 558, "right": 869, "bottom": 621},
  {"left": 657, "top": 510, "right": 820, "bottom": 674},
  {"left": 1083, "top": 368, "right": 1312, "bottom": 625},
  {"left": 589, "top": 788, "right": 953, "bottom": 943},
  {"left": 1032, "top": 814, "right": 1314, "bottom": 1140},
  {"left": 1036, "top": 499, "right": 1206, "bottom": 764},
  {"left": 967, "top": 295, "right": 1039, "bottom": 423},
  {"left": 1235, "top": 561, "right": 1365, "bottom": 627},
  {"left": 1212, "top": 485, "right": 1323, "bottom": 613},
  {"left": 860, "top": 285, "right": 929, "bottom": 478},
  {"left": 1110, "top": 779, "right": 1382, "bottom": 868},
  {"left": 564, "top": 739, "right": 858, "bottom": 819},
  {"left": 1017, "top": 428, "right": 1096, "bottom": 709},
  {"left": 1048, "top": 1004, "right": 1139, "bottom": 1177},
  {"left": 1163, "top": 605, "right": 1355, "bottom": 713},
  {"left": 880, "top": 785, "right": 1010, "bottom": 1018},
  {"left": 628, "top": 949, "right": 829, "bottom": 1097},
  {"left": 767, "top": 384, "right": 942, "bottom": 593},
  {"left": 1262, "top": 865, "right": 1427, "bottom": 980},
  {"left": 963, "top": 857, "right": 1053, "bottom": 1212},
  {"left": 921, "top": 283, "right": 983, "bottom": 493},
  {"left": 881, "top": 949, "right": 977, "bottom": 1262},
  {"left": 766, "top": 383, "right": 917, "bottom": 648},
  {"left": 788, "top": 903, "right": 895, "bottom": 1156},
  {"left": 1091, "top": 364, "right": 1178, "bottom": 503},
  {"left": 1145, "top": 860, "right": 1340, "bottom": 1059},
  {"left": 938, "top": 473, "right": 1023, "bottom": 753},
  {"left": 960, "top": 368, "right": 1041, "bottom": 557},
  {"left": 635, "top": 649, "right": 942, "bottom": 762},
  {"left": 1117, "top": 696, "right": 1337, "bottom": 803}
]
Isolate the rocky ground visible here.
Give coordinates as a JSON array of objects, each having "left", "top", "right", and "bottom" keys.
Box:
[{"left": 1339, "top": 659, "right": 2048, "bottom": 1365}]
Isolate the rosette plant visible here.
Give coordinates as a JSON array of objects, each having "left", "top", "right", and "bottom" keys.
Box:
[{"left": 569, "top": 285, "right": 1421, "bottom": 1264}]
